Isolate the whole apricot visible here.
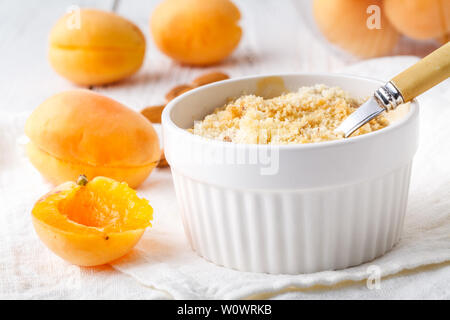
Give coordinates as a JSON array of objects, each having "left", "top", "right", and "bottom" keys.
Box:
[
  {"left": 151, "top": 0, "right": 242, "bottom": 65},
  {"left": 25, "top": 90, "right": 160, "bottom": 188},
  {"left": 49, "top": 9, "right": 146, "bottom": 85},
  {"left": 313, "top": 0, "right": 399, "bottom": 58},
  {"left": 32, "top": 176, "right": 153, "bottom": 266},
  {"left": 384, "top": 0, "right": 450, "bottom": 40}
]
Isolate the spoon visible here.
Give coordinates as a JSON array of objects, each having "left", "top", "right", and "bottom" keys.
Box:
[{"left": 336, "top": 42, "right": 450, "bottom": 138}]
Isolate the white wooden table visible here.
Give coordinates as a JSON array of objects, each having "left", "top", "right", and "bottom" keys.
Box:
[{"left": 1, "top": 0, "right": 448, "bottom": 299}]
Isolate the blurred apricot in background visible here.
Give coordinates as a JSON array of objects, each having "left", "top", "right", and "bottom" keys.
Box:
[
  {"left": 313, "top": 0, "right": 399, "bottom": 58},
  {"left": 151, "top": 0, "right": 242, "bottom": 66},
  {"left": 384, "top": 0, "right": 450, "bottom": 40}
]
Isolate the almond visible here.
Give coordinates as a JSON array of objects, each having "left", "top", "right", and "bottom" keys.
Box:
[
  {"left": 165, "top": 84, "right": 194, "bottom": 102},
  {"left": 157, "top": 149, "right": 169, "bottom": 168},
  {"left": 140, "top": 105, "right": 166, "bottom": 124},
  {"left": 192, "top": 71, "right": 230, "bottom": 87}
]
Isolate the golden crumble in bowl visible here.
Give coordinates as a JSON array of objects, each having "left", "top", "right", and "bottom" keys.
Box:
[
  {"left": 162, "top": 74, "right": 419, "bottom": 274},
  {"left": 189, "top": 85, "right": 389, "bottom": 144}
]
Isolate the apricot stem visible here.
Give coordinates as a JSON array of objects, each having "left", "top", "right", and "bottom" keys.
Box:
[{"left": 77, "top": 175, "right": 88, "bottom": 186}]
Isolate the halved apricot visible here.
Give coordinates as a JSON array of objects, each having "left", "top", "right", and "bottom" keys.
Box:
[{"left": 32, "top": 176, "right": 152, "bottom": 266}]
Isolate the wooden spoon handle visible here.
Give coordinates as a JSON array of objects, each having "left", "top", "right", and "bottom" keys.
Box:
[{"left": 391, "top": 42, "right": 450, "bottom": 102}]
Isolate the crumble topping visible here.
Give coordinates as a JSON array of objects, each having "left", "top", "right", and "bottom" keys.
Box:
[{"left": 189, "top": 85, "right": 389, "bottom": 144}]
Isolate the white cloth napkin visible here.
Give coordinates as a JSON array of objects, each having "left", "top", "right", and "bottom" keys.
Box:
[{"left": 0, "top": 57, "right": 449, "bottom": 299}]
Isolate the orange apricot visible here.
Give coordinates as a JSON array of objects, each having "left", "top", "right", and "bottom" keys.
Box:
[
  {"left": 313, "top": 0, "right": 399, "bottom": 58},
  {"left": 437, "top": 34, "right": 450, "bottom": 45},
  {"left": 25, "top": 90, "right": 160, "bottom": 188},
  {"left": 32, "top": 176, "right": 153, "bottom": 266},
  {"left": 49, "top": 9, "right": 146, "bottom": 85},
  {"left": 150, "top": 0, "right": 242, "bottom": 65},
  {"left": 384, "top": 0, "right": 450, "bottom": 40}
]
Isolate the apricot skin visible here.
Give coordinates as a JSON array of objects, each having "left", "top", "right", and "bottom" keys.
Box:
[
  {"left": 151, "top": 0, "right": 242, "bottom": 66},
  {"left": 313, "top": 0, "right": 399, "bottom": 58},
  {"left": 26, "top": 143, "right": 156, "bottom": 189},
  {"left": 25, "top": 90, "right": 160, "bottom": 188},
  {"left": 49, "top": 9, "right": 146, "bottom": 85},
  {"left": 384, "top": 0, "right": 450, "bottom": 40},
  {"left": 33, "top": 216, "right": 144, "bottom": 267}
]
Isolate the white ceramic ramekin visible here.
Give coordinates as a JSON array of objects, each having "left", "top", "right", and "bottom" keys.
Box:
[{"left": 162, "top": 74, "right": 419, "bottom": 274}]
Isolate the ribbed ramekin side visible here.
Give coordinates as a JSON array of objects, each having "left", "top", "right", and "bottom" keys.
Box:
[{"left": 171, "top": 163, "right": 412, "bottom": 274}]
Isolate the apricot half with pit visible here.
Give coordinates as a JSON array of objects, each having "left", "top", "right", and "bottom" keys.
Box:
[
  {"left": 25, "top": 90, "right": 160, "bottom": 188},
  {"left": 49, "top": 9, "right": 146, "bottom": 85},
  {"left": 32, "top": 176, "right": 153, "bottom": 266},
  {"left": 151, "top": 0, "right": 242, "bottom": 65}
]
